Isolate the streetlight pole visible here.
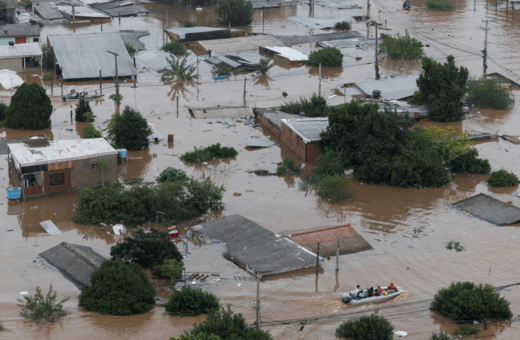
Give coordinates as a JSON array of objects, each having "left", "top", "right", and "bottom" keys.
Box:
[
  {"left": 107, "top": 51, "right": 119, "bottom": 95},
  {"left": 368, "top": 20, "right": 383, "bottom": 80}
]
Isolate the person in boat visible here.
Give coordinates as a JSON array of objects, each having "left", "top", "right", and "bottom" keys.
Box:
[
  {"left": 375, "top": 286, "right": 383, "bottom": 296},
  {"left": 388, "top": 282, "right": 398, "bottom": 292},
  {"left": 382, "top": 289, "right": 389, "bottom": 296},
  {"left": 367, "top": 287, "right": 374, "bottom": 297}
]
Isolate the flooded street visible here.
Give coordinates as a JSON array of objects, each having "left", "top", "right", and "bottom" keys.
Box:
[{"left": 2, "top": 0, "right": 520, "bottom": 338}]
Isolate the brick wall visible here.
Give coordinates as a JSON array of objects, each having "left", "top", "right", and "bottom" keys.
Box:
[
  {"left": 306, "top": 143, "right": 323, "bottom": 162},
  {"left": 25, "top": 186, "right": 42, "bottom": 196},
  {"left": 257, "top": 114, "right": 281, "bottom": 138},
  {"left": 44, "top": 168, "right": 72, "bottom": 194},
  {"left": 281, "top": 122, "right": 306, "bottom": 160}
]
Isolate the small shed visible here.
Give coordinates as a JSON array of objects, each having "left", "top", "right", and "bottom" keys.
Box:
[
  {"left": 0, "top": 23, "right": 41, "bottom": 45},
  {"left": 347, "top": 75, "right": 419, "bottom": 101},
  {"left": 194, "top": 35, "right": 284, "bottom": 54},
  {"left": 0, "top": 42, "right": 42, "bottom": 72},
  {"left": 280, "top": 117, "right": 329, "bottom": 161},
  {"left": 165, "top": 26, "right": 244, "bottom": 42},
  {"left": 259, "top": 46, "right": 308, "bottom": 64}
]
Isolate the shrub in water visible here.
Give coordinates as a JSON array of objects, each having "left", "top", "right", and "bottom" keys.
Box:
[
  {"left": 423, "top": 125, "right": 474, "bottom": 163},
  {"left": 315, "top": 150, "right": 345, "bottom": 177},
  {"left": 307, "top": 46, "right": 343, "bottom": 67},
  {"left": 487, "top": 169, "right": 519, "bottom": 187},
  {"left": 448, "top": 149, "right": 490, "bottom": 174},
  {"left": 75, "top": 98, "right": 93, "bottom": 122},
  {"left": 431, "top": 329, "right": 454, "bottom": 340},
  {"left": 79, "top": 260, "right": 155, "bottom": 315},
  {"left": 279, "top": 93, "right": 328, "bottom": 117},
  {"left": 180, "top": 143, "right": 238, "bottom": 163},
  {"left": 153, "top": 259, "right": 185, "bottom": 281},
  {"left": 467, "top": 79, "right": 514, "bottom": 110},
  {"left": 334, "top": 21, "right": 351, "bottom": 30},
  {"left": 162, "top": 40, "right": 186, "bottom": 54},
  {"left": 172, "top": 334, "right": 222, "bottom": 340},
  {"left": 43, "top": 72, "right": 52, "bottom": 81},
  {"left": 454, "top": 324, "right": 479, "bottom": 337},
  {"left": 316, "top": 174, "right": 353, "bottom": 203},
  {"left": 426, "top": 0, "right": 455, "bottom": 11},
  {"left": 180, "top": 306, "right": 273, "bottom": 340},
  {"left": 17, "top": 285, "right": 69, "bottom": 323},
  {"left": 336, "top": 314, "right": 394, "bottom": 340},
  {"left": 217, "top": 0, "right": 253, "bottom": 26},
  {"left": 164, "top": 287, "right": 219, "bottom": 317},
  {"left": 83, "top": 124, "right": 102, "bottom": 139},
  {"left": 379, "top": 33, "right": 424, "bottom": 60},
  {"left": 111, "top": 229, "right": 183, "bottom": 269},
  {"left": 276, "top": 157, "right": 300, "bottom": 175},
  {"left": 157, "top": 167, "right": 189, "bottom": 183},
  {"left": 430, "top": 282, "right": 511, "bottom": 322}
]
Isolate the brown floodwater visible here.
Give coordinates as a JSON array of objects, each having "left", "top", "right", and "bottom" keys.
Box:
[{"left": 2, "top": 0, "right": 520, "bottom": 338}]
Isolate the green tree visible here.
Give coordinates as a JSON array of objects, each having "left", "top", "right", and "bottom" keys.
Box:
[
  {"left": 5, "top": 83, "right": 52, "bottom": 129},
  {"left": 487, "top": 169, "right": 519, "bottom": 187},
  {"left": 110, "top": 229, "right": 183, "bottom": 269},
  {"left": 379, "top": 33, "right": 424, "bottom": 60},
  {"left": 83, "top": 124, "right": 102, "bottom": 139},
  {"left": 218, "top": 0, "right": 253, "bottom": 26},
  {"left": 430, "top": 282, "right": 511, "bottom": 322},
  {"left": 415, "top": 56, "right": 469, "bottom": 122},
  {"left": 426, "top": 0, "right": 455, "bottom": 11},
  {"left": 164, "top": 287, "right": 219, "bottom": 317},
  {"left": 279, "top": 93, "right": 328, "bottom": 117},
  {"left": 162, "top": 40, "right": 186, "bottom": 54},
  {"left": 315, "top": 150, "right": 345, "bottom": 176},
  {"left": 171, "top": 334, "right": 222, "bottom": 340},
  {"left": 0, "top": 102, "right": 7, "bottom": 121},
  {"left": 157, "top": 167, "right": 189, "bottom": 183},
  {"left": 168, "top": 55, "right": 198, "bottom": 80},
  {"left": 466, "top": 78, "right": 514, "bottom": 109},
  {"left": 125, "top": 43, "right": 136, "bottom": 56},
  {"left": 17, "top": 285, "right": 69, "bottom": 323},
  {"left": 307, "top": 46, "right": 343, "bottom": 67},
  {"left": 180, "top": 143, "right": 238, "bottom": 163},
  {"left": 448, "top": 149, "right": 490, "bottom": 174},
  {"left": 109, "top": 107, "right": 151, "bottom": 150},
  {"left": 423, "top": 125, "right": 474, "bottom": 162},
  {"left": 315, "top": 174, "right": 353, "bottom": 203},
  {"left": 254, "top": 59, "right": 275, "bottom": 74},
  {"left": 184, "top": 306, "right": 273, "bottom": 340},
  {"left": 75, "top": 98, "right": 92, "bottom": 122},
  {"left": 109, "top": 93, "right": 123, "bottom": 106},
  {"left": 98, "top": 159, "right": 109, "bottom": 187},
  {"left": 336, "top": 314, "right": 394, "bottom": 340},
  {"left": 153, "top": 259, "right": 185, "bottom": 281},
  {"left": 79, "top": 260, "right": 155, "bottom": 316}
]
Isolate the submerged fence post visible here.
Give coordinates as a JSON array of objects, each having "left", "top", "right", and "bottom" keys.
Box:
[{"left": 316, "top": 243, "right": 320, "bottom": 275}]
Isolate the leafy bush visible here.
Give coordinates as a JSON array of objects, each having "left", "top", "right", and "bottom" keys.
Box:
[
  {"left": 157, "top": 167, "right": 189, "bottom": 183},
  {"left": 162, "top": 40, "right": 186, "bottom": 54},
  {"left": 254, "top": 59, "right": 274, "bottom": 74},
  {"left": 431, "top": 329, "right": 454, "bottom": 340},
  {"left": 307, "top": 46, "right": 343, "bottom": 67},
  {"left": 0, "top": 102, "right": 7, "bottom": 121},
  {"left": 379, "top": 33, "right": 423, "bottom": 60},
  {"left": 426, "top": 0, "right": 455, "bottom": 11},
  {"left": 218, "top": 0, "right": 253, "bottom": 26},
  {"left": 315, "top": 150, "right": 345, "bottom": 176},
  {"left": 79, "top": 260, "right": 155, "bottom": 315},
  {"left": 125, "top": 43, "right": 136, "bottom": 56},
  {"left": 454, "top": 324, "right": 479, "bottom": 337},
  {"left": 110, "top": 229, "right": 183, "bottom": 269},
  {"left": 43, "top": 72, "right": 52, "bottom": 81},
  {"left": 109, "top": 107, "right": 151, "bottom": 151},
  {"left": 423, "top": 125, "right": 474, "bottom": 162},
  {"left": 181, "top": 143, "right": 238, "bottom": 163},
  {"left": 334, "top": 21, "right": 351, "bottom": 30},
  {"left": 279, "top": 93, "right": 328, "bottom": 117},
  {"left": 180, "top": 306, "right": 273, "bottom": 340},
  {"left": 5, "top": 83, "right": 52, "bottom": 129},
  {"left": 430, "top": 282, "right": 511, "bottom": 322},
  {"left": 83, "top": 124, "right": 102, "bottom": 139},
  {"left": 75, "top": 98, "right": 92, "bottom": 122},
  {"left": 336, "top": 314, "right": 394, "bottom": 340},
  {"left": 415, "top": 56, "right": 469, "bottom": 122},
  {"left": 276, "top": 157, "right": 300, "bottom": 175},
  {"left": 181, "top": 19, "right": 196, "bottom": 27},
  {"left": 0, "top": 323, "right": 3, "bottom": 331},
  {"left": 467, "top": 79, "right": 514, "bottom": 110},
  {"left": 448, "top": 149, "right": 490, "bottom": 174},
  {"left": 73, "top": 175, "right": 225, "bottom": 227},
  {"left": 487, "top": 169, "right": 519, "bottom": 187},
  {"left": 16, "top": 285, "right": 69, "bottom": 323},
  {"left": 172, "top": 333, "right": 222, "bottom": 340},
  {"left": 154, "top": 259, "right": 185, "bottom": 280},
  {"left": 316, "top": 175, "right": 353, "bottom": 203},
  {"left": 164, "top": 287, "right": 219, "bottom": 317},
  {"left": 446, "top": 241, "right": 464, "bottom": 252},
  {"left": 128, "top": 177, "right": 143, "bottom": 185},
  {"left": 84, "top": 112, "right": 95, "bottom": 122},
  {"left": 320, "top": 100, "right": 451, "bottom": 189}
]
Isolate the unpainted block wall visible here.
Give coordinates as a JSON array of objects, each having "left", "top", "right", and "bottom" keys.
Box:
[
  {"left": 305, "top": 143, "right": 322, "bottom": 162},
  {"left": 281, "top": 123, "right": 306, "bottom": 160},
  {"left": 72, "top": 155, "right": 117, "bottom": 189},
  {"left": 257, "top": 114, "right": 281, "bottom": 138},
  {"left": 44, "top": 168, "right": 72, "bottom": 194}
]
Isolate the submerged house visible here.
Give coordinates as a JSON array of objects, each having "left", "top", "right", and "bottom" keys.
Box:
[{"left": 8, "top": 136, "right": 118, "bottom": 198}]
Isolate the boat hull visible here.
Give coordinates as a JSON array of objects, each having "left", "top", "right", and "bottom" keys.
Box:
[{"left": 343, "top": 286, "right": 405, "bottom": 305}]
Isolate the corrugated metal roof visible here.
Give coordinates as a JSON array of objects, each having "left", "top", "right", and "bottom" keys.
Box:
[
  {"left": 198, "top": 35, "right": 284, "bottom": 54},
  {"left": 0, "top": 23, "right": 40, "bottom": 37},
  {"left": 355, "top": 75, "right": 419, "bottom": 100},
  {"left": 317, "top": 37, "right": 375, "bottom": 49},
  {"left": 40, "top": 220, "right": 62, "bottom": 235},
  {"left": 120, "top": 30, "right": 149, "bottom": 51},
  {"left": 48, "top": 32, "right": 135, "bottom": 80},
  {"left": 57, "top": 4, "right": 111, "bottom": 18},
  {"left": 99, "top": 6, "right": 150, "bottom": 17},
  {"left": 33, "top": 2, "right": 65, "bottom": 20},
  {"left": 136, "top": 50, "right": 171, "bottom": 71},
  {"left": 165, "top": 27, "right": 240, "bottom": 40},
  {"left": 0, "top": 42, "right": 42, "bottom": 59},
  {"left": 288, "top": 17, "right": 354, "bottom": 30},
  {"left": 8, "top": 138, "right": 118, "bottom": 167},
  {"left": 281, "top": 117, "right": 329, "bottom": 143},
  {"left": 261, "top": 46, "right": 308, "bottom": 61}
]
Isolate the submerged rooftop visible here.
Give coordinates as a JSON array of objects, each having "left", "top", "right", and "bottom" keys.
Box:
[{"left": 281, "top": 117, "right": 329, "bottom": 143}]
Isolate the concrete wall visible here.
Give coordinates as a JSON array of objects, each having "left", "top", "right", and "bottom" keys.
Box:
[
  {"left": 0, "top": 57, "right": 23, "bottom": 72},
  {"left": 72, "top": 154, "right": 117, "bottom": 189}
]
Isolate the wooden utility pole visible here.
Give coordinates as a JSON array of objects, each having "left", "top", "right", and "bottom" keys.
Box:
[
  {"left": 72, "top": 4, "right": 75, "bottom": 27},
  {"left": 99, "top": 70, "right": 102, "bottom": 94},
  {"left": 256, "top": 274, "right": 262, "bottom": 329},
  {"left": 107, "top": 51, "right": 119, "bottom": 95},
  {"left": 318, "top": 63, "right": 321, "bottom": 95},
  {"left": 369, "top": 20, "right": 383, "bottom": 79},
  {"left": 482, "top": 20, "right": 489, "bottom": 74},
  {"left": 336, "top": 236, "right": 340, "bottom": 271},
  {"left": 50, "top": 77, "right": 53, "bottom": 95},
  {"left": 166, "top": 10, "right": 168, "bottom": 29},
  {"left": 243, "top": 78, "right": 246, "bottom": 100},
  {"left": 262, "top": 6, "right": 265, "bottom": 34},
  {"left": 316, "top": 243, "right": 320, "bottom": 274}
]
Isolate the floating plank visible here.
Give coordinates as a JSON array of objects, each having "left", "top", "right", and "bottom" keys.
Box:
[
  {"left": 40, "top": 220, "right": 62, "bottom": 235},
  {"left": 450, "top": 193, "right": 520, "bottom": 226},
  {"left": 244, "top": 139, "right": 274, "bottom": 148}
]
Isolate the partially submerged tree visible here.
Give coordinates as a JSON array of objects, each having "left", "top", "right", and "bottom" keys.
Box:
[
  {"left": 162, "top": 40, "right": 186, "bottom": 54},
  {"left": 423, "top": 125, "right": 474, "bottom": 162},
  {"left": 125, "top": 43, "right": 136, "bottom": 56},
  {"left": 164, "top": 287, "right": 219, "bottom": 317},
  {"left": 5, "top": 83, "right": 52, "bottom": 129},
  {"left": 17, "top": 285, "right": 69, "bottom": 323},
  {"left": 307, "top": 46, "right": 343, "bottom": 67},
  {"left": 487, "top": 169, "right": 519, "bottom": 187},
  {"left": 83, "top": 124, "right": 102, "bottom": 139},
  {"left": 108, "top": 106, "right": 151, "bottom": 150},
  {"left": 379, "top": 33, "right": 424, "bottom": 60},
  {"left": 466, "top": 78, "right": 514, "bottom": 110},
  {"left": 415, "top": 55, "right": 469, "bottom": 122},
  {"left": 98, "top": 159, "right": 109, "bottom": 187},
  {"left": 79, "top": 260, "right": 155, "bottom": 316},
  {"left": 167, "top": 55, "right": 198, "bottom": 80},
  {"left": 279, "top": 93, "right": 328, "bottom": 117},
  {"left": 110, "top": 229, "right": 183, "bottom": 269},
  {"left": 254, "top": 59, "right": 275, "bottom": 74},
  {"left": 75, "top": 98, "right": 93, "bottom": 122},
  {"left": 217, "top": 0, "right": 253, "bottom": 26},
  {"left": 336, "top": 314, "right": 394, "bottom": 340}
]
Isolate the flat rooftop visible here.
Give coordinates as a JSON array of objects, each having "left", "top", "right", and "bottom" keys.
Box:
[
  {"left": 281, "top": 117, "right": 329, "bottom": 143},
  {"left": 165, "top": 26, "right": 242, "bottom": 40},
  {"left": 261, "top": 46, "right": 308, "bottom": 61},
  {"left": 197, "top": 35, "right": 284, "bottom": 54},
  {"left": 8, "top": 138, "right": 118, "bottom": 167},
  {"left": 354, "top": 75, "right": 419, "bottom": 101}
]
